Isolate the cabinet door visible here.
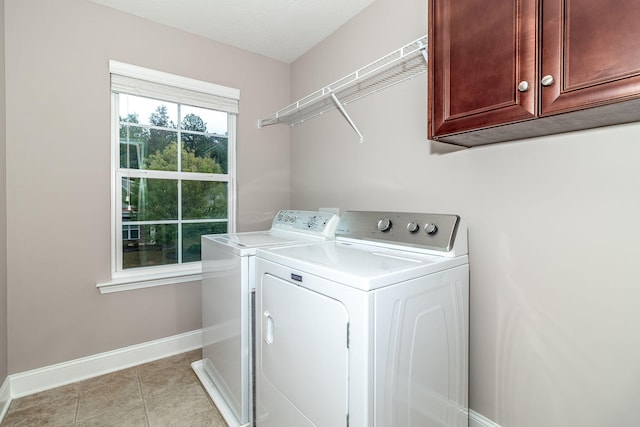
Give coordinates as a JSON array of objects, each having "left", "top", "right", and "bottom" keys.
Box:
[
  {"left": 541, "top": 0, "right": 640, "bottom": 114},
  {"left": 429, "top": 0, "right": 537, "bottom": 139}
]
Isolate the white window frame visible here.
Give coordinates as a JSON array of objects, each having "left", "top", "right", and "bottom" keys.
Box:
[{"left": 98, "top": 61, "right": 239, "bottom": 293}]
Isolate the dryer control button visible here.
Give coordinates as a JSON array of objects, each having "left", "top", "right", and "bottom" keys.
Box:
[
  {"left": 377, "top": 218, "right": 392, "bottom": 232},
  {"left": 406, "top": 221, "right": 419, "bottom": 233},
  {"left": 424, "top": 223, "right": 438, "bottom": 235}
]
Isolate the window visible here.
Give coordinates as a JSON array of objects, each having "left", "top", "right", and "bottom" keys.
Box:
[{"left": 105, "top": 61, "right": 239, "bottom": 290}]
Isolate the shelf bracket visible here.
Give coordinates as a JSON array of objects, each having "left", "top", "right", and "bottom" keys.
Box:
[
  {"left": 418, "top": 39, "right": 428, "bottom": 63},
  {"left": 330, "top": 92, "right": 364, "bottom": 143}
]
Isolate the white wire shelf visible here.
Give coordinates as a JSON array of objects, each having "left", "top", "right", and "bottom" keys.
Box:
[{"left": 257, "top": 35, "right": 428, "bottom": 142}]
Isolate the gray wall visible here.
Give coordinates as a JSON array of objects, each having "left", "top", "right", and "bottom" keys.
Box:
[
  {"left": 4, "top": 0, "right": 290, "bottom": 374},
  {"left": 285, "top": 0, "right": 640, "bottom": 426},
  {"left": 0, "top": 0, "right": 7, "bottom": 386}
]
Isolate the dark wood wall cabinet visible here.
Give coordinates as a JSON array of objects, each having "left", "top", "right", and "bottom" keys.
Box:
[{"left": 428, "top": 0, "right": 640, "bottom": 147}]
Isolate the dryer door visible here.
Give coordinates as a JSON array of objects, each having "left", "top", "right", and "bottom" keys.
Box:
[{"left": 257, "top": 274, "right": 349, "bottom": 427}]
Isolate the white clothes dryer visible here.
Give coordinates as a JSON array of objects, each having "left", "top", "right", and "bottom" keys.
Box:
[
  {"left": 192, "top": 210, "right": 339, "bottom": 427},
  {"left": 255, "top": 211, "right": 469, "bottom": 427}
]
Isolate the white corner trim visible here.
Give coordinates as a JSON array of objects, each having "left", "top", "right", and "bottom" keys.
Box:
[
  {"left": 470, "top": 410, "right": 502, "bottom": 427},
  {"left": 8, "top": 329, "right": 202, "bottom": 399},
  {"left": 0, "top": 376, "right": 11, "bottom": 424}
]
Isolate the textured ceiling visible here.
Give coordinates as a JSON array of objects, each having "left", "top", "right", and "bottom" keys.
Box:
[{"left": 88, "top": 0, "right": 377, "bottom": 63}]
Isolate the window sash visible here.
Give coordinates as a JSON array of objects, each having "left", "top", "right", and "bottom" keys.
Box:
[
  {"left": 114, "top": 175, "right": 230, "bottom": 271},
  {"left": 118, "top": 168, "right": 231, "bottom": 182}
]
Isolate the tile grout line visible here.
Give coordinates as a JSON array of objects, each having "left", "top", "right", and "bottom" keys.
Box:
[
  {"left": 136, "top": 366, "right": 152, "bottom": 427},
  {"left": 73, "top": 391, "right": 80, "bottom": 426}
]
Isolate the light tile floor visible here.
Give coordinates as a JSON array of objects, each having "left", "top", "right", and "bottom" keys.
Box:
[{"left": 1, "top": 350, "right": 228, "bottom": 427}]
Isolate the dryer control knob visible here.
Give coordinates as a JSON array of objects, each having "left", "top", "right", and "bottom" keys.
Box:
[
  {"left": 424, "top": 223, "right": 438, "bottom": 235},
  {"left": 377, "top": 218, "right": 392, "bottom": 232},
  {"left": 406, "top": 221, "right": 419, "bottom": 233}
]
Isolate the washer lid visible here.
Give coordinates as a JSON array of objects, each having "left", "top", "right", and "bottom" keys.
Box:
[
  {"left": 203, "top": 230, "right": 330, "bottom": 256},
  {"left": 201, "top": 210, "right": 339, "bottom": 256},
  {"left": 256, "top": 240, "right": 468, "bottom": 291}
]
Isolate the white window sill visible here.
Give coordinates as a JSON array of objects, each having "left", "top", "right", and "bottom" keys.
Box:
[{"left": 97, "top": 267, "right": 202, "bottom": 294}]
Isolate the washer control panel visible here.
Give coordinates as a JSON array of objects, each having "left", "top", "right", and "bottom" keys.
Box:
[
  {"left": 335, "top": 211, "right": 462, "bottom": 253},
  {"left": 272, "top": 210, "right": 340, "bottom": 237}
]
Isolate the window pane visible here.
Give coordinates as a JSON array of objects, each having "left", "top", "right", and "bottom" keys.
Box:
[
  {"left": 181, "top": 134, "right": 228, "bottom": 174},
  {"left": 182, "top": 222, "right": 228, "bottom": 263},
  {"left": 119, "top": 125, "right": 148, "bottom": 169},
  {"left": 119, "top": 94, "right": 178, "bottom": 128},
  {"left": 182, "top": 181, "right": 227, "bottom": 220},
  {"left": 122, "top": 177, "right": 178, "bottom": 221},
  {"left": 181, "top": 105, "right": 227, "bottom": 134},
  {"left": 122, "top": 224, "right": 140, "bottom": 241},
  {"left": 122, "top": 224, "right": 178, "bottom": 269},
  {"left": 120, "top": 125, "right": 178, "bottom": 171}
]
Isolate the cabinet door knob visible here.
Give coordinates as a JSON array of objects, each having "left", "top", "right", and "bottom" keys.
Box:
[
  {"left": 541, "top": 75, "right": 555, "bottom": 87},
  {"left": 517, "top": 81, "right": 529, "bottom": 92}
]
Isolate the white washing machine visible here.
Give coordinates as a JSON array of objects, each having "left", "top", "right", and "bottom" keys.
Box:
[
  {"left": 254, "top": 211, "right": 469, "bottom": 427},
  {"left": 192, "top": 210, "right": 340, "bottom": 427}
]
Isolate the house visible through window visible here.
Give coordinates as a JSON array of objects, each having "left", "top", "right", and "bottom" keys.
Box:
[{"left": 110, "top": 61, "right": 238, "bottom": 280}]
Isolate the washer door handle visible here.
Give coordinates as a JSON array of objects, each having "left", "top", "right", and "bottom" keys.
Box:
[{"left": 263, "top": 311, "right": 274, "bottom": 345}]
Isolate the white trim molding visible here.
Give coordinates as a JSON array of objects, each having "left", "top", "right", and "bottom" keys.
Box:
[
  {"left": 470, "top": 410, "right": 502, "bottom": 427},
  {"left": 0, "top": 377, "right": 10, "bottom": 424},
  {"left": 97, "top": 270, "right": 202, "bottom": 294},
  {"left": 8, "top": 329, "right": 202, "bottom": 399}
]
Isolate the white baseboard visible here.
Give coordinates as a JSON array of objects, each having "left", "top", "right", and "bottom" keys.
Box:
[
  {"left": 470, "top": 410, "right": 502, "bottom": 427},
  {"left": 0, "top": 376, "right": 11, "bottom": 423},
  {"left": 8, "top": 329, "right": 202, "bottom": 399}
]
